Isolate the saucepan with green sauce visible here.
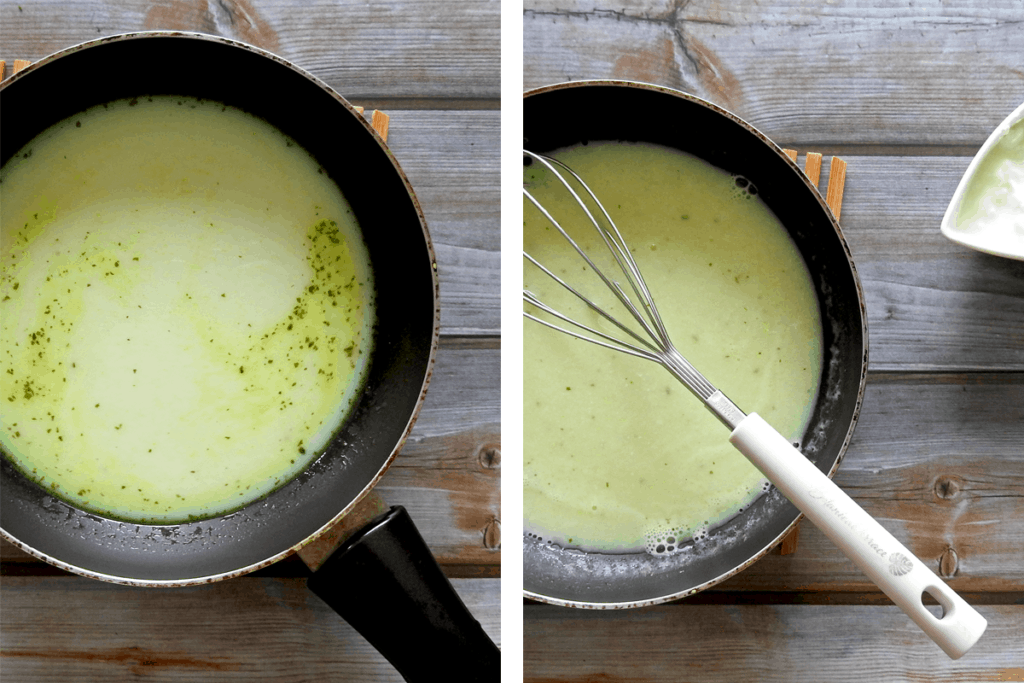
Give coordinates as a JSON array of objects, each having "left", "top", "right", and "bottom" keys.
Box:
[
  {"left": 523, "top": 81, "right": 868, "bottom": 607},
  {"left": 0, "top": 32, "right": 497, "bottom": 681}
]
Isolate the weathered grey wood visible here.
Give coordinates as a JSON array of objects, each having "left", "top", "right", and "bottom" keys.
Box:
[
  {"left": 0, "top": 576, "right": 500, "bottom": 682},
  {"left": 704, "top": 374, "right": 1024, "bottom": 593},
  {"left": 523, "top": 5, "right": 1021, "bottom": 674},
  {"left": 383, "top": 111, "right": 500, "bottom": 336},
  {"left": 524, "top": 0, "right": 1024, "bottom": 146},
  {"left": 523, "top": 603, "right": 1023, "bottom": 682},
  {"left": 378, "top": 339, "right": 501, "bottom": 564},
  {"left": 823, "top": 155, "right": 1024, "bottom": 371},
  {"left": 1, "top": 1, "right": 502, "bottom": 680},
  {"left": 0, "top": 0, "right": 500, "bottom": 102}
]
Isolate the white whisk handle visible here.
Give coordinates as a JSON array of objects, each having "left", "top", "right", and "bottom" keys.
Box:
[{"left": 729, "top": 413, "right": 987, "bottom": 660}]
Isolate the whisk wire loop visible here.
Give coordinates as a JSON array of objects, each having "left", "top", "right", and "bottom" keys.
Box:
[
  {"left": 522, "top": 150, "right": 722, "bottom": 406},
  {"left": 523, "top": 243, "right": 660, "bottom": 358},
  {"left": 523, "top": 152, "right": 667, "bottom": 344}
]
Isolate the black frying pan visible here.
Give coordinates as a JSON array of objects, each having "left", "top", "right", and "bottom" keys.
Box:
[
  {"left": 523, "top": 81, "right": 869, "bottom": 607},
  {"left": 0, "top": 32, "right": 498, "bottom": 681}
]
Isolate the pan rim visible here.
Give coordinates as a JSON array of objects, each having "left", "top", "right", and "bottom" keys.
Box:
[
  {"left": 0, "top": 32, "right": 441, "bottom": 587},
  {"left": 522, "top": 78, "right": 869, "bottom": 609}
]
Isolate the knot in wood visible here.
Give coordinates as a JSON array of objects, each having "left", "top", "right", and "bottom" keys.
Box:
[
  {"left": 939, "top": 546, "right": 959, "bottom": 578},
  {"left": 483, "top": 517, "right": 501, "bottom": 550},
  {"left": 477, "top": 443, "right": 501, "bottom": 469},
  {"left": 933, "top": 475, "right": 963, "bottom": 500}
]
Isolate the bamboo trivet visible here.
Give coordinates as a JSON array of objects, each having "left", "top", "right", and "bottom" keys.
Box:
[
  {"left": 783, "top": 148, "right": 848, "bottom": 221},
  {"left": 0, "top": 58, "right": 32, "bottom": 81},
  {"left": 353, "top": 106, "right": 390, "bottom": 142},
  {"left": 774, "top": 148, "right": 848, "bottom": 556}
]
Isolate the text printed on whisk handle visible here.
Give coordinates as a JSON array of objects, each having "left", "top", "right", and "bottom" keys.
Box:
[{"left": 807, "top": 487, "right": 914, "bottom": 576}]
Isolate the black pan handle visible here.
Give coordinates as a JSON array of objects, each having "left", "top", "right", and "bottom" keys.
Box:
[{"left": 305, "top": 505, "right": 500, "bottom": 681}]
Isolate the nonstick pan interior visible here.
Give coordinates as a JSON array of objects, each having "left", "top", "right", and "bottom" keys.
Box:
[
  {"left": 0, "top": 33, "right": 438, "bottom": 584},
  {"left": 523, "top": 81, "right": 868, "bottom": 607}
]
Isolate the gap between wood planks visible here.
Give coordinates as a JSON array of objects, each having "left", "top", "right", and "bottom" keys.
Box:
[
  {"left": 1, "top": 554, "right": 500, "bottom": 579},
  {"left": 776, "top": 142, "right": 986, "bottom": 158},
  {"left": 1, "top": 61, "right": 499, "bottom": 111},
  {"left": 525, "top": 591, "right": 1024, "bottom": 606},
  {"left": 348, "top": 98, "right": 501, "bottom": 111},
  {"left": 869, "top": 371, "right": 1024, "bottom": 384}
]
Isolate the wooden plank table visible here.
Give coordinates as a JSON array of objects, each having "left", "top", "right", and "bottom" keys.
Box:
[
  {"left": 0, "top": 1, "right": 500, "bottom": 681},
  {"left": 523, "top": 1, "right": 1024, "bottom": 680}
]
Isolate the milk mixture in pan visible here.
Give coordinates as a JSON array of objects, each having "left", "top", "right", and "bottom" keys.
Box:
[
  {"left": 0, "top": 96, "right": 375, "bottom": 523},
  {"left": 524, "top": 142, "right": 823, "bottom": 555}
]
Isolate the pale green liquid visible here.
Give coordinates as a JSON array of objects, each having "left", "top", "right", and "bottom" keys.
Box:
[
  {"left": 955, "top": 118, "right": 1024, "bottom": 249},
  {"left": 1, "top": 96, "right": 374, "bottom": 523},
  {"left": 524, "top": 142, "right": 823, "bottom": 555}
]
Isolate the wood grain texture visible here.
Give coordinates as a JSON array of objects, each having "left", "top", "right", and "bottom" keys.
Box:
[
  {"left": 511, "top": 373, "right": 1021, "bottom": 594},
  {"left": 523, "top": 0, "right": 1021, "bottom": 675},
  {"left": 0, "top": 2, "right": 501, "bottom": 677},
  {"left": 378, "top": 339, "right": 501, "bottom": 565},
  {"left": 0, "top": 576, "right": 500, "bottom": 682},
  {"left": 523, "top": 603, "right": 1024, "bottom": 682},
  {"left": 383, "top": 111, "right": 500, "bottom": 336},
  {"left": 314, "top": 125, "right": 1024, "bottom": 357},
  {"left": 741, "top": 372, "right": 1024, "bottom": 593},
  {"left": 835, "top": 155, "right": 1024, "bottom": 371},
  {"left": 524, "top": 0, "right": 1024, "bottom": 146},
  {"left": 0, "top": 0, "right": 500, "bottom": 102}
]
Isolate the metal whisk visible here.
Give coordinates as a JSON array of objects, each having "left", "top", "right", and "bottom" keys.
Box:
[
  {"left": 521, "top": 148, "right": 986, "bottom": 660},
  {"left": 523, "top": 150, "right": 745, "bottom": 431}
]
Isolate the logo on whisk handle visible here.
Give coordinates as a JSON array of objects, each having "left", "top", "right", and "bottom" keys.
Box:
[{"left": 889, "top": 551, "right": 914, "bottom": 577}]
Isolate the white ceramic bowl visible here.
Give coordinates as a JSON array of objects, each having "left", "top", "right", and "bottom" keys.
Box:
[{"left": 941, "top": 101, "right": 1024, "bottom": 260}]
